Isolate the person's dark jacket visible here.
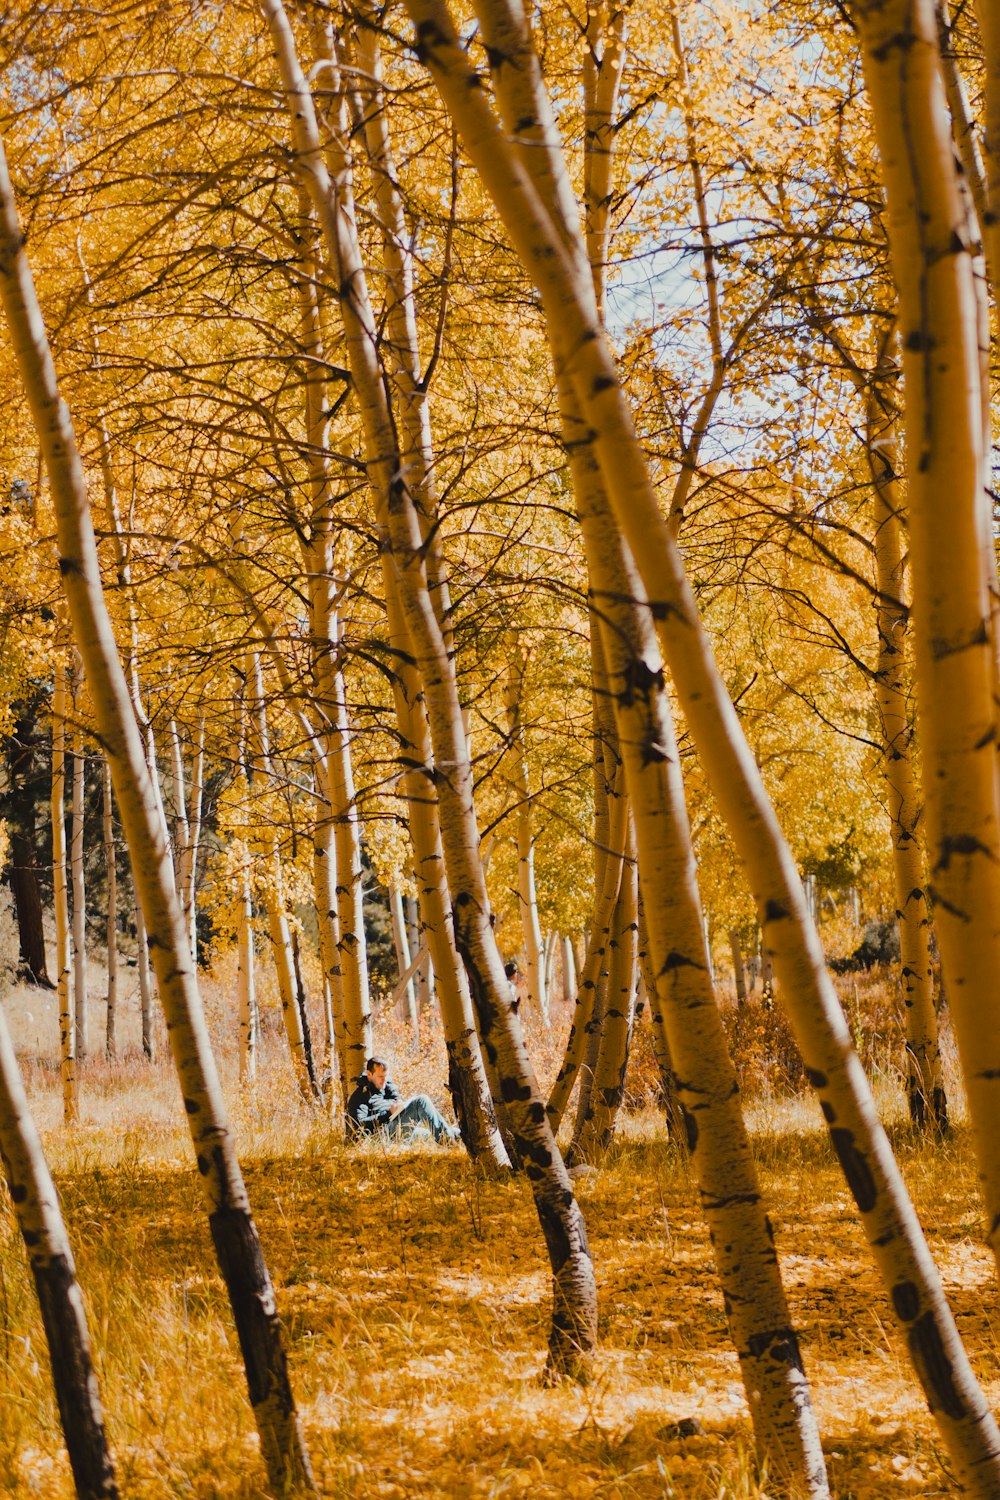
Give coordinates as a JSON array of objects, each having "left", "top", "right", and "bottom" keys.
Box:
[{"left": 347, "top": 1073, "right": 401, "bottom": 1136}]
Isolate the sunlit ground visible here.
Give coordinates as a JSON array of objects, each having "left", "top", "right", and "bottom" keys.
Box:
[{"left": 0, "top": 958, "right": 990, "bottom": 1498}]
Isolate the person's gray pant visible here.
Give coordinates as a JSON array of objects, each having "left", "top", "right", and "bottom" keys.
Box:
[{"left": 384, "top": 1094, "right": 456, "bottom": 1143}]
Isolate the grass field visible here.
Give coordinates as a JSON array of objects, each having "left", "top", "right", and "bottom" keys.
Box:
[{"left": 0, "top": 959, "right": 993, "bottom": 1498}]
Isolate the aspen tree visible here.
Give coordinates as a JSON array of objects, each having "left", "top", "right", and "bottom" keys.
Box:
[
  {"left": 0, "top": 138, "right": 316, "bottom": 1498},
  {"left": 503, "top": 646, "right": 549, "bottom": 1025},
  {"left": 52, "top": 647, "right": 77, "bottom": 1124},
  {"left": 135, "top": 902, "right": 154, "bottom": 1060},
  {"left": 71, "top": 708, "right": 88, "bottom": 1059},
  {"left": 851, "top": 0, "right": 1000, "bottom": 1261},
  {"left": 546, "top": 662, "right": 628, "bottom": 1132},
  {"left": 246, "top": 651, "right": 319, "bottom": 1101},
  {"left": 182, "top": 719, "right": 205, "bottom": 963},
  {"left": 260, "top": 0, "right": 593, "bottom": 1370},
  {"left": 389, "top": 884, "right": 419, "bottom": 1040},
  {"left": 404, "top": 0, "right": 1000, "bottom": 1484},
  {"left": 289, "top": 211, "right": 373, "bottom": 1087},
  {"left": 570, "top": 828, "right": 637, "bottom": 1163},
  {"left": 865, "top": 337, "right": 945, "bottom": 1128},
  {"left": 169, "top": 719, "right": 190, "bottom": 917},
  {"left": 560, "top": 935, "right": 576, "bottom": 1004},
  {"left": 976, "top": 0, "right": 1000, "bottom": 283},
  {"left": 237, "top": 712, "right": 259, "bottom": 1086},
  {"left": 0, "top": 1002, "right": 117, "bottom": 1499},
  {"left": 311, "top": 745, "right": 348, "bottom": 1097},
  {"left": 310, "top": 11, "right": 511, "bottom": 1162},
  {"left": 102, "top": 757, "right": 117, "bottom": 1059}
]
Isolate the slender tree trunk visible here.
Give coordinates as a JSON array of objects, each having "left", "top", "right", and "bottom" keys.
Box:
[
  {"left": 866, "top": 338, "right": 946, "bottom": 1130},
  {"left": 103, "top": 757, "right": 117, "bottom": 1059},
  {"left": 169, "top": 718, "right": 190, "bottom": 913},
  {"left": 0, "top": 1002, "right": 117, "bottom": 1498},
  {"left": 135, "top": 900, "right": 154, "bottom": 1060},
  {"left": 5, "top": 706, "right": 51, "bottom": 986},
  {"left": 246, "top": 652, "right": 318, "bottom": 1102},
  {"left": 730, "top": 930, "right": 748, "bottom": 1005},
  {"left": 0, "top": 137, "right": 316, "bottom": 1498},
  {"left": 71, "top": 715, "right": 88, "bottom": 1060},
  {"left": 405, "top": 2, "right": 1000, "bottom": 1484},
  {"left": 570, "top": 831, "right": 637, "bottom": 1163},
  {"left": 561, "top": 935, "right": 576, "bottom": 1005},
  {"left": 263, "top": 0, "right": 586, "bottom": 1366},
  {"left": 297, "top": 60, "right": 504, "bottom": 1161},
  {"left": 504, "top": 647, "right": 549, "bottom": 1025},
  {"left": 187, "top": 720, "right": 205, "bottom": 963},
  {"left": 389, "top": 885, "right": 419, "bottom": 1041},
  {"left": 52, "top": 650, "right": 77, "bottom": 1124},
  {"left": 311, "top": 748, "right": 347, "bottom": 1099},
  {"left": 547, "top": 667, "right": 628, "bottom": 1133}
]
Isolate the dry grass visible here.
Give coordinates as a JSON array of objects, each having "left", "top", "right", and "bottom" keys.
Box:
[{"left": 0, "top": 962, "right": 995, "bottom": 1498}]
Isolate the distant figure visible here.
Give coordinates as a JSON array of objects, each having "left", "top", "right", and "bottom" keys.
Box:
[{"left": 347, "top": 1056, "right": 459, "bottom": 1145}]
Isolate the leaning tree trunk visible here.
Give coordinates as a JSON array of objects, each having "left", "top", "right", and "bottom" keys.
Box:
[
  {"left": 262, "top": 0, "right": 589, "bottom": 1370},
  {"left": 405, "top": 1, "right": 1000, "bottom": 1486},
  {"left": 294, "top": 91, "right": 505, "bottom": 1163},
  {"left": 0, "top": 1001, "right": 117, "bottom": 1498},
  {"left": 0, "top": 136, "right": 316, "bottom": 1498}
]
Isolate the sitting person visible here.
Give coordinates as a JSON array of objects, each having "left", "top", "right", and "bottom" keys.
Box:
[{"left": 347, "top": 1056, "right": 460, "bottom": 1145}]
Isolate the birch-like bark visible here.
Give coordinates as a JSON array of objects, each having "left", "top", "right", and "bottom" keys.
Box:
[
  {"left": 570, "top": 828, "right": 637, "bottom": 1163},
  {"left": 389, "top": 884, "right": 419, "bottom": 1041},
  {"left": 866, "top": 339, "right": 945, "bottom": 1129},
  {"left": 504, "top": 647, "right": 549, "bottom": 1025},
  {"left": 561, "top": 935, "right": 576, "bottom": 1005},
  {"left": 246, "top": 652, "right": 318, "bottom": 1101},
  {"left": 853, "top": 0, "right": 1000, "bottom": 1258},
  {"left": 71, "top": 714, "right": 88, "bottom": 1060},
  {"left": 52, "top": 650, "right": 77, "bottom": 1124},
  {"left": 0, "top": 1002, "right": 117, "bottom": 1497},
  {"left": 291, "top": 216, "right": 372, "bottom": 1088},
  {"left": 404, "top": 1, "right": 1000, "bottom": 1484},
  {"left": 262, "top": 0, "right": 586, "bottom": 1364},
  {"left": 298, "top": 30, "right": 505, "bottom": 1160},
  {"left": 135, "top": 901, "right": 154, "bottom": 1060},
  {"left": 976, "top": 0, "right": 1000, "bottom": 287},
  {"left": 103, "top": 757, "right": 117, "bottom": 1060},
  {"left": 547, "top": 629, "right": 626, "bottom": 1131},
  {"left": 169, "top": 718, "right": 190, "bottom": 915},
  {"left": 0, "top": 137, "right": 316, "bottom": 1497},
  {"left": 312, "top": 748, "right": 347, "bottom": 1098},
  {"left": 730, "top": 930, "right": 748, "bottom": 1005}
]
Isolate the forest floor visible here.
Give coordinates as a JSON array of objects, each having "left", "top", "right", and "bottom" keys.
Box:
[{"left": 0, "top": 960, "right": 995, "bottom": 1499}]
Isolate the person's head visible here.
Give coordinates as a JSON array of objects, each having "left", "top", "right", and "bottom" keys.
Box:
[{"left": 365, "top": 1056, "right": 388, "bottom": 1089}]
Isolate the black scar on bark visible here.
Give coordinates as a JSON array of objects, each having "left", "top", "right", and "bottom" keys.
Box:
[
  {"left": 681, "top": 1104, "right": 698, "bottom": 1154},
  {"left": 829, "top": 1128, "right": 877, "bottom": 1212},
  {"left": 500, "top": 1076, "right": 533, "bottom": 1103},
  {"left": 908, "top": 1312, "right": 968, "bottom": 1421},
  {"left": 183, "top": 1097, "right": 199, "bottom": 1114},
  {"left": 820, "top": 1100, "right": 836, "bottom": 1124},
  {"left": 763, "top": 898, "right": 789, "bottom": 923},
  {"left": 892, "top": 1280, "right": 920, "bottom": 1322},
  {"left": 9, "top": 1180, "right": 27, "bottom": 1204},
  {"left": 805, "top": 1068, "right": 828, "bottom": 1089}
]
